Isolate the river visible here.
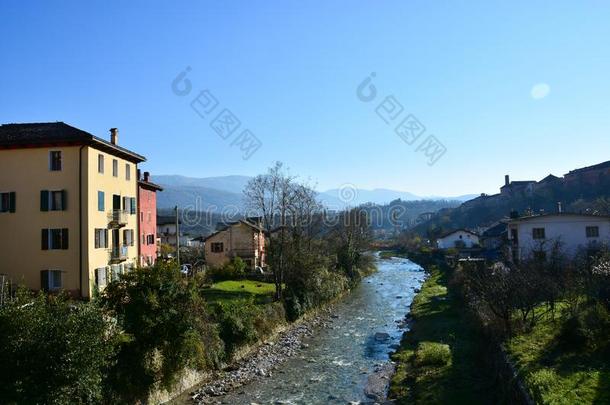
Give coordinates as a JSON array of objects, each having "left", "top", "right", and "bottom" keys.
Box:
[{"left": 207, "top": 254, "right": 425, "bottom": 404}]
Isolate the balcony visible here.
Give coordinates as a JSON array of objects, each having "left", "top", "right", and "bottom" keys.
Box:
[
  {"left": 109, "top": 246, "right": 128, "bottom": 263},
  {"left": 108, "top": 210, "right": 128, "bottom": 228}
]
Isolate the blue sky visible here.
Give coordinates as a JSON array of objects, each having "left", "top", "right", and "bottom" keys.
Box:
[{"left": 1, "top": 1, "right": 609, "bottom": 196}]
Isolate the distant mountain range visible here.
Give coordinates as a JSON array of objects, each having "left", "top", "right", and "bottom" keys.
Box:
[{"left": 153, "top": 175, "right": 477, "bottom": 212}]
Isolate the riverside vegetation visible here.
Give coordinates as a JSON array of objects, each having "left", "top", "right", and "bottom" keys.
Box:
[
  {"left": 388, "top": 243, "right": 610, "bottom": 404},
  {"left": 0, "top": 162, "right": 374, "bottom": 404}
]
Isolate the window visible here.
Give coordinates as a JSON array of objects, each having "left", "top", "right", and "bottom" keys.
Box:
[
  {"left": 94, "top": 228, "right": 108, "bottom": 248},
  {"left": 41, "top": 228, "right": 69, "bottom": 250},
  {"left": 586, "top": 226, "right": 600, "bottom": 238},
  {"left": 123, "top": 229, "right": 134, "bottom": 247},
  {"left": 98, "top": 154, "right": 104, "bottom": 173},
  {"left": 95, "top": 267, "right": 108, "bottom": 288},
  {"left": 211, "top": 242, "right": 224, "bottom": 253},
  {"left": 0, "top": 192, "right": 15, "bottom": 213},
  {"left": 49, "top": 151, "right": 62, "bottom": 171},
  {"left": 126, "top": 164, "right": 131, "bottom": 180},
  {"left": 532, "top": 228, "right": 546, "bottom": 240},
  {"left": 142, "top": 233, "right": 145, "bottom": 245},
  {"left": 112, "top": 159, "right": 118, "bottom": 177},
  {"left": 147, "top": 234, "right": 155, "bottom": 245},
  {"left": 98, "top": 191, "right": 105, "bottom": 211},
  {"left": 130, "top": 197, "right": 136, "bottom": 214},
  {"left": 41, "top": 270, "right": 62, "bottom": 291},
  {"left": 40, "top": 190, "right": 67, "bottom": 211},
  {"left": 140, "top": 212, "right": 144, "bottom": 222}
]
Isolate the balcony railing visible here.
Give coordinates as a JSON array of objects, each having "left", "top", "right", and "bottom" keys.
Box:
[
  {"left": 108, "top": 210, "right": 129, "bottom": 227},
  {"left": 109, "top": 246, "right": 128, "bottom": 263}
]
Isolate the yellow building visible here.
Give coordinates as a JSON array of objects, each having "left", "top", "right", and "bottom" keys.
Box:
[{"left": 0, "top": 122, "right": 145, "bottom": 298}]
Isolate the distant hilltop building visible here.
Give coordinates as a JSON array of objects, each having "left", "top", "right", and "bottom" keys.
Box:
[
  {"left": 564, "top": 160, "right": 610, "bottom": 186},
  {"left": 500, "top": 175, "right": 536, "bottom": 196}
]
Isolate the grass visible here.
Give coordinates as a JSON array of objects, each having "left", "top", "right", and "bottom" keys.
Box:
[
  {"left": 201, "top": 280, "right": 276, "bottom": 306},
  {"left": 389, "top": 265, "right": 494, "bottom": 404},
  {"left": 506, "top": 304, "right": 610, "bottom": 405}
]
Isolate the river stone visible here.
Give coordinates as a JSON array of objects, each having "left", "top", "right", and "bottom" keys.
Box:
[{"left": 374, "top": 332, "right": 390, "bottom": 341}]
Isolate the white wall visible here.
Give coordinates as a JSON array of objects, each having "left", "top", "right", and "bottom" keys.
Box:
[
  {"left": 509, "top": 215, "right": 610, "bottom": 260},
  {"left": 437, "top": 231, "right": 480, "bottom": 249}
]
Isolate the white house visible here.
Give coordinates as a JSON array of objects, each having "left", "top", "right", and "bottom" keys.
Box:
[
  {"left": 437, "top": 229, "right": 480, "bottom": 249},
  {"left": 507, "top": 213, "right": 610, "bottom": 262}
]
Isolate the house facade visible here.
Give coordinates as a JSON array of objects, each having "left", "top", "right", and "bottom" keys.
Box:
[
  {"left": 437, "top": 229, "right": 480, "bottom": 249},
  {"left": 138, "top": 171, "right": 162, "bottom": 266},
  {"left": 0, "top": 123, "right": 144, "bottom": 298},
  {"left": 507, "top": 213, "right": 610, "bottom": 262},
  {"left": 157, "top": 215, "right": 181, "bottom": 247},
  {"left": 204, "top": 220, "right": 266, "bottom": 269}
]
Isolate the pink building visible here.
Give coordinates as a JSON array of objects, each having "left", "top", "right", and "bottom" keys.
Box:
[{"left": 137, "top": 171, "right": 163, "bottom": 266}]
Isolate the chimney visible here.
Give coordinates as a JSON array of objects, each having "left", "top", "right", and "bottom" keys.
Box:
[
  {"left": 557, "top": 202, "right": 562, "bottom": 213},
  {"left": 505, "top": 175, "right": 510, "bottom": 186},
  {"left": 144, "top": 171, "right": 150, "bottom": 182},
  {"left": 110, "top": 128, "right": 118, "bottom": 145}
]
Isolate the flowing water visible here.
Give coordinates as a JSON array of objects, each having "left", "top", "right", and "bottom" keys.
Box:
[{"left": 213, "top": 255, "right": 425, "bottom": 404}]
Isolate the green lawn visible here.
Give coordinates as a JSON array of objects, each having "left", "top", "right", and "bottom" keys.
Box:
[
  {"left": 201, "top": 280, "right": 276, "bottom": 305},
  {"left": 506, "top": 305, "right": 610, "bottom": 405},
  {"left": 389, "top": 265, "right": 494, "bottom": 404}
]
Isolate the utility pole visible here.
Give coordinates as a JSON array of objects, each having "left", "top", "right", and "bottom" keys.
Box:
[{"left": 175, "top": 205, "right": 180, "bottom": 265}]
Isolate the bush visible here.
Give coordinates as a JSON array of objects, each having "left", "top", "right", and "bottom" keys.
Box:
[
  {"left": 214, "top": 299, "right": 260, "bottom": 356},
  {"left": 559, "top": 303, "right": 610, "bottom": 350},
  {"left": 101, "top": 262, "right": 223, "bottom": 402},
  {"left": 207, "top": 257, "right": 248, "bottom": 282},
  {"left": 284, "top": 267, "right": 349, "bottom": 321},
  {"left": 0, "top": 290, "right": 118, "bottom": 404},
  {"left": 526, "top": 369, "right": 563, "bottom": 404},
  {"left": 414, "top": 342, "right": 452, "bottom": 367}
]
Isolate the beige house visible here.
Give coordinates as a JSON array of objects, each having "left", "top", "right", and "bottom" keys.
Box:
[
  {"left": 0, "top": 122, "right": 145, "bottom": 298},
  {"left": 204, "top": 220, "right": 266, "bottom": 269}
]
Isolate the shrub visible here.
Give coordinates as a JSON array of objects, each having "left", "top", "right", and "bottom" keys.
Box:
[
  {"left": 559, "top": 302, "right": 610, "bottom": 350},
  {"left": 101, "top": 262, "right": 223, "bottom": 402},
  {"left": 525, "top": 369, "right": 562, "bottom": 404},
  {"left": 414, "top": 342, "right": 452, "bottom": 367},
  {"left": 214, "top": 299, "right": 260, "bottom": 356},
  {"left": 207, "top": 257, "right": 248, "bottom": 282},
  {"left": 0, "top": 289, "right": 118, "bottom": 404}
]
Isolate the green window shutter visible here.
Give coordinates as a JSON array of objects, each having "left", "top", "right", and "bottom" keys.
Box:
[
  {"left": 94, "top": 229, "right": 100, "bottom": 248},
  {"left": 62, "top": 228, "right": 69, "bottom": 250},
  {"left": 41, "top": 229, "right": 49, "bottom": 250},
  {"left": 41, "top": 270, "right": 49, "bottom": 291},
  {"left": 9, "top": 192, "right": 15, "bottom": 213},
  {"left": 61, "top": 190, "right": 67, "bottom": 211},
  {"left": 131, "top": 197, "right": 136, "bottom": 214},
  {"left": 104, "top": 229, "right": 108, "bottom": 248},
  {"left": 40, "top": 190, "right": 49, "bottom": 211}
]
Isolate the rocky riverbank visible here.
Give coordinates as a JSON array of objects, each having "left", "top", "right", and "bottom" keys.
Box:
[{"left": 189, "top": 311, "right": 332, "bottom": 404}]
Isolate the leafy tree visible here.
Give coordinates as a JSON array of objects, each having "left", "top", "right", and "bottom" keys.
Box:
[
  {"left": 100, "top": 262, "right": 223, "bottom": 402},
  {"left": 0, "top": 290, "right": 118, "bottom": 404}
]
